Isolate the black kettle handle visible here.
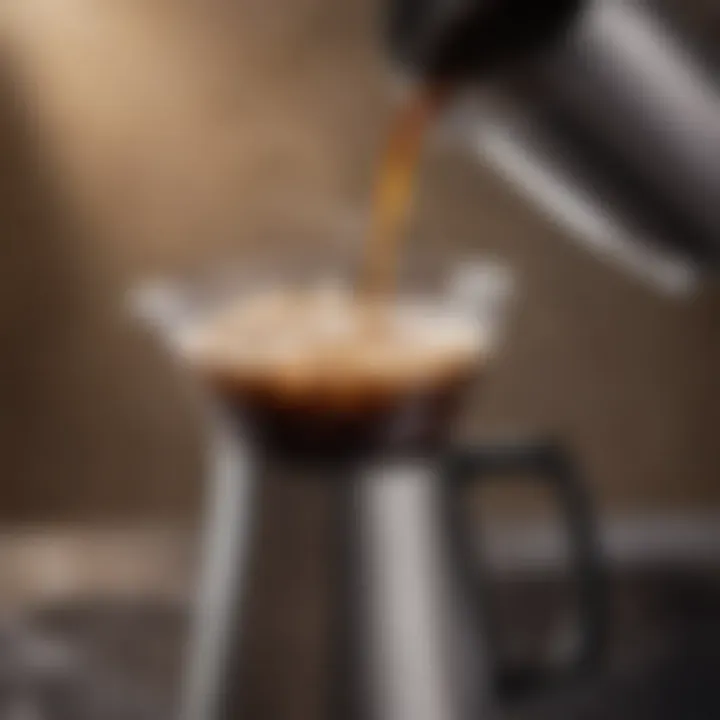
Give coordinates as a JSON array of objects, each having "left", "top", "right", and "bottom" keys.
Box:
[{"left": 443, "top": 438, "right": 606, "bottom": 703}]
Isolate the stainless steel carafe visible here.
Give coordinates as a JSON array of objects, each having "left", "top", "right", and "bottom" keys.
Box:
[{"left": 133, "top": 262, "right": 604, "bottom": 720}]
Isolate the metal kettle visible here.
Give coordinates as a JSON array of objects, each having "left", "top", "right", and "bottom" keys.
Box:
[{"left": 385, "top": 0, "right": 720, "bottom": 297}]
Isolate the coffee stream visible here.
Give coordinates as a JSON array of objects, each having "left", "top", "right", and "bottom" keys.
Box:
[
  {"left": 361, "top": 85, "right": 451, "bottom": 298},
  {"left": 186, "top": 83, "right": 482, "bottom": 449}
]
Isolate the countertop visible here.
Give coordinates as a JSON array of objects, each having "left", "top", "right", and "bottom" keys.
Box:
[{"left": 3, "top": 526, "right": 720, "bottom": 718}]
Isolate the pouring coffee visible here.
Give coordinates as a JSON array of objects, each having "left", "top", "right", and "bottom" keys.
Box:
[
  {"left": 179, "top": 86, "right": 463, "bottom": 463},
  {"left": 132, "top": 77, "right": 603, "bottom": 720}
]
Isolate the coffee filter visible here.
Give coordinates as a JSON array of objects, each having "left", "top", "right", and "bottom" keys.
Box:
[{"left": 129, "top": 258, "right": 514, "bottom": 407}]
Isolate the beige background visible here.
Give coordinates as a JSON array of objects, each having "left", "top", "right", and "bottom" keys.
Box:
[{"left": 0, "top": 0, "right": 718, "bottom": 522}]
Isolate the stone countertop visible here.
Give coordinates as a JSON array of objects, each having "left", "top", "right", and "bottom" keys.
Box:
[{"left": 3, "top": 525, "right": 720, "bottom": 718}]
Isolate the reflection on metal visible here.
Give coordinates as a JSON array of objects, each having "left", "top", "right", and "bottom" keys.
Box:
[
  {"left": 359, "top": 462, "right": 490, "bottom": 720},
  {"left": 179, "top": 419, "right": 256, "bottom": 720},
  {"left": 471, "top": 109, "right": 701, "bottom": 298}
]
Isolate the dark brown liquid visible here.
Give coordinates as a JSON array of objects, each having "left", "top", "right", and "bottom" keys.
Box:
[
  {"left": 187, "top": 286, "right": 480, "bottom": 461},
  {"left": 360, "top": 85, "right": 451, "bottom": 298},
  {"left": 219, "top": 370, "right": 472, "bottom": 461}
]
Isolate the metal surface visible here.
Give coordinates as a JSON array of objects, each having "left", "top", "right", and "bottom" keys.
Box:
[
  {"left": 536, "top": 0, "right": 720, "bottom": 264},
  {"left": 392, "top": 0, "right": 720, "bottom": 296},
  {"left": 356, "top": 462, "right": 489, "bottom": 720},
  {"left": 176, "top": 440, "right": 602, "bottom": 720},
  {"left": 178, "top": 417, "right": 257, "bottom": 720},
  {"left": 449, "top": 96, "right": 702, "bottom": 297}
]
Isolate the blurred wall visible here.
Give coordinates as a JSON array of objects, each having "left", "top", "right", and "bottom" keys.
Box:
[{"left": 0, "top": 0, "right": 717, "bottom": 522}]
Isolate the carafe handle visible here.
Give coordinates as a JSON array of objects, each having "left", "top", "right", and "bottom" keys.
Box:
[{"left": 443, "top": 438, "right": 606, "bottom": 703}]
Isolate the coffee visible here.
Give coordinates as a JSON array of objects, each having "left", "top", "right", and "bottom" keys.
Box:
[
  {"left": 360, "top": 84, "right": 450, "bottom": 297},
  {"left": 185, "top": 86, "right": 463, "bottom": 458},
  {"left": 184, "top": 284, "right": 482, "bottom": 459}
]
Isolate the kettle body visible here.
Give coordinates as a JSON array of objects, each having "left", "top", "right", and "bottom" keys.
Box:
[{"left": 386, "top": 0, "right": 720, "bottom": 296}]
